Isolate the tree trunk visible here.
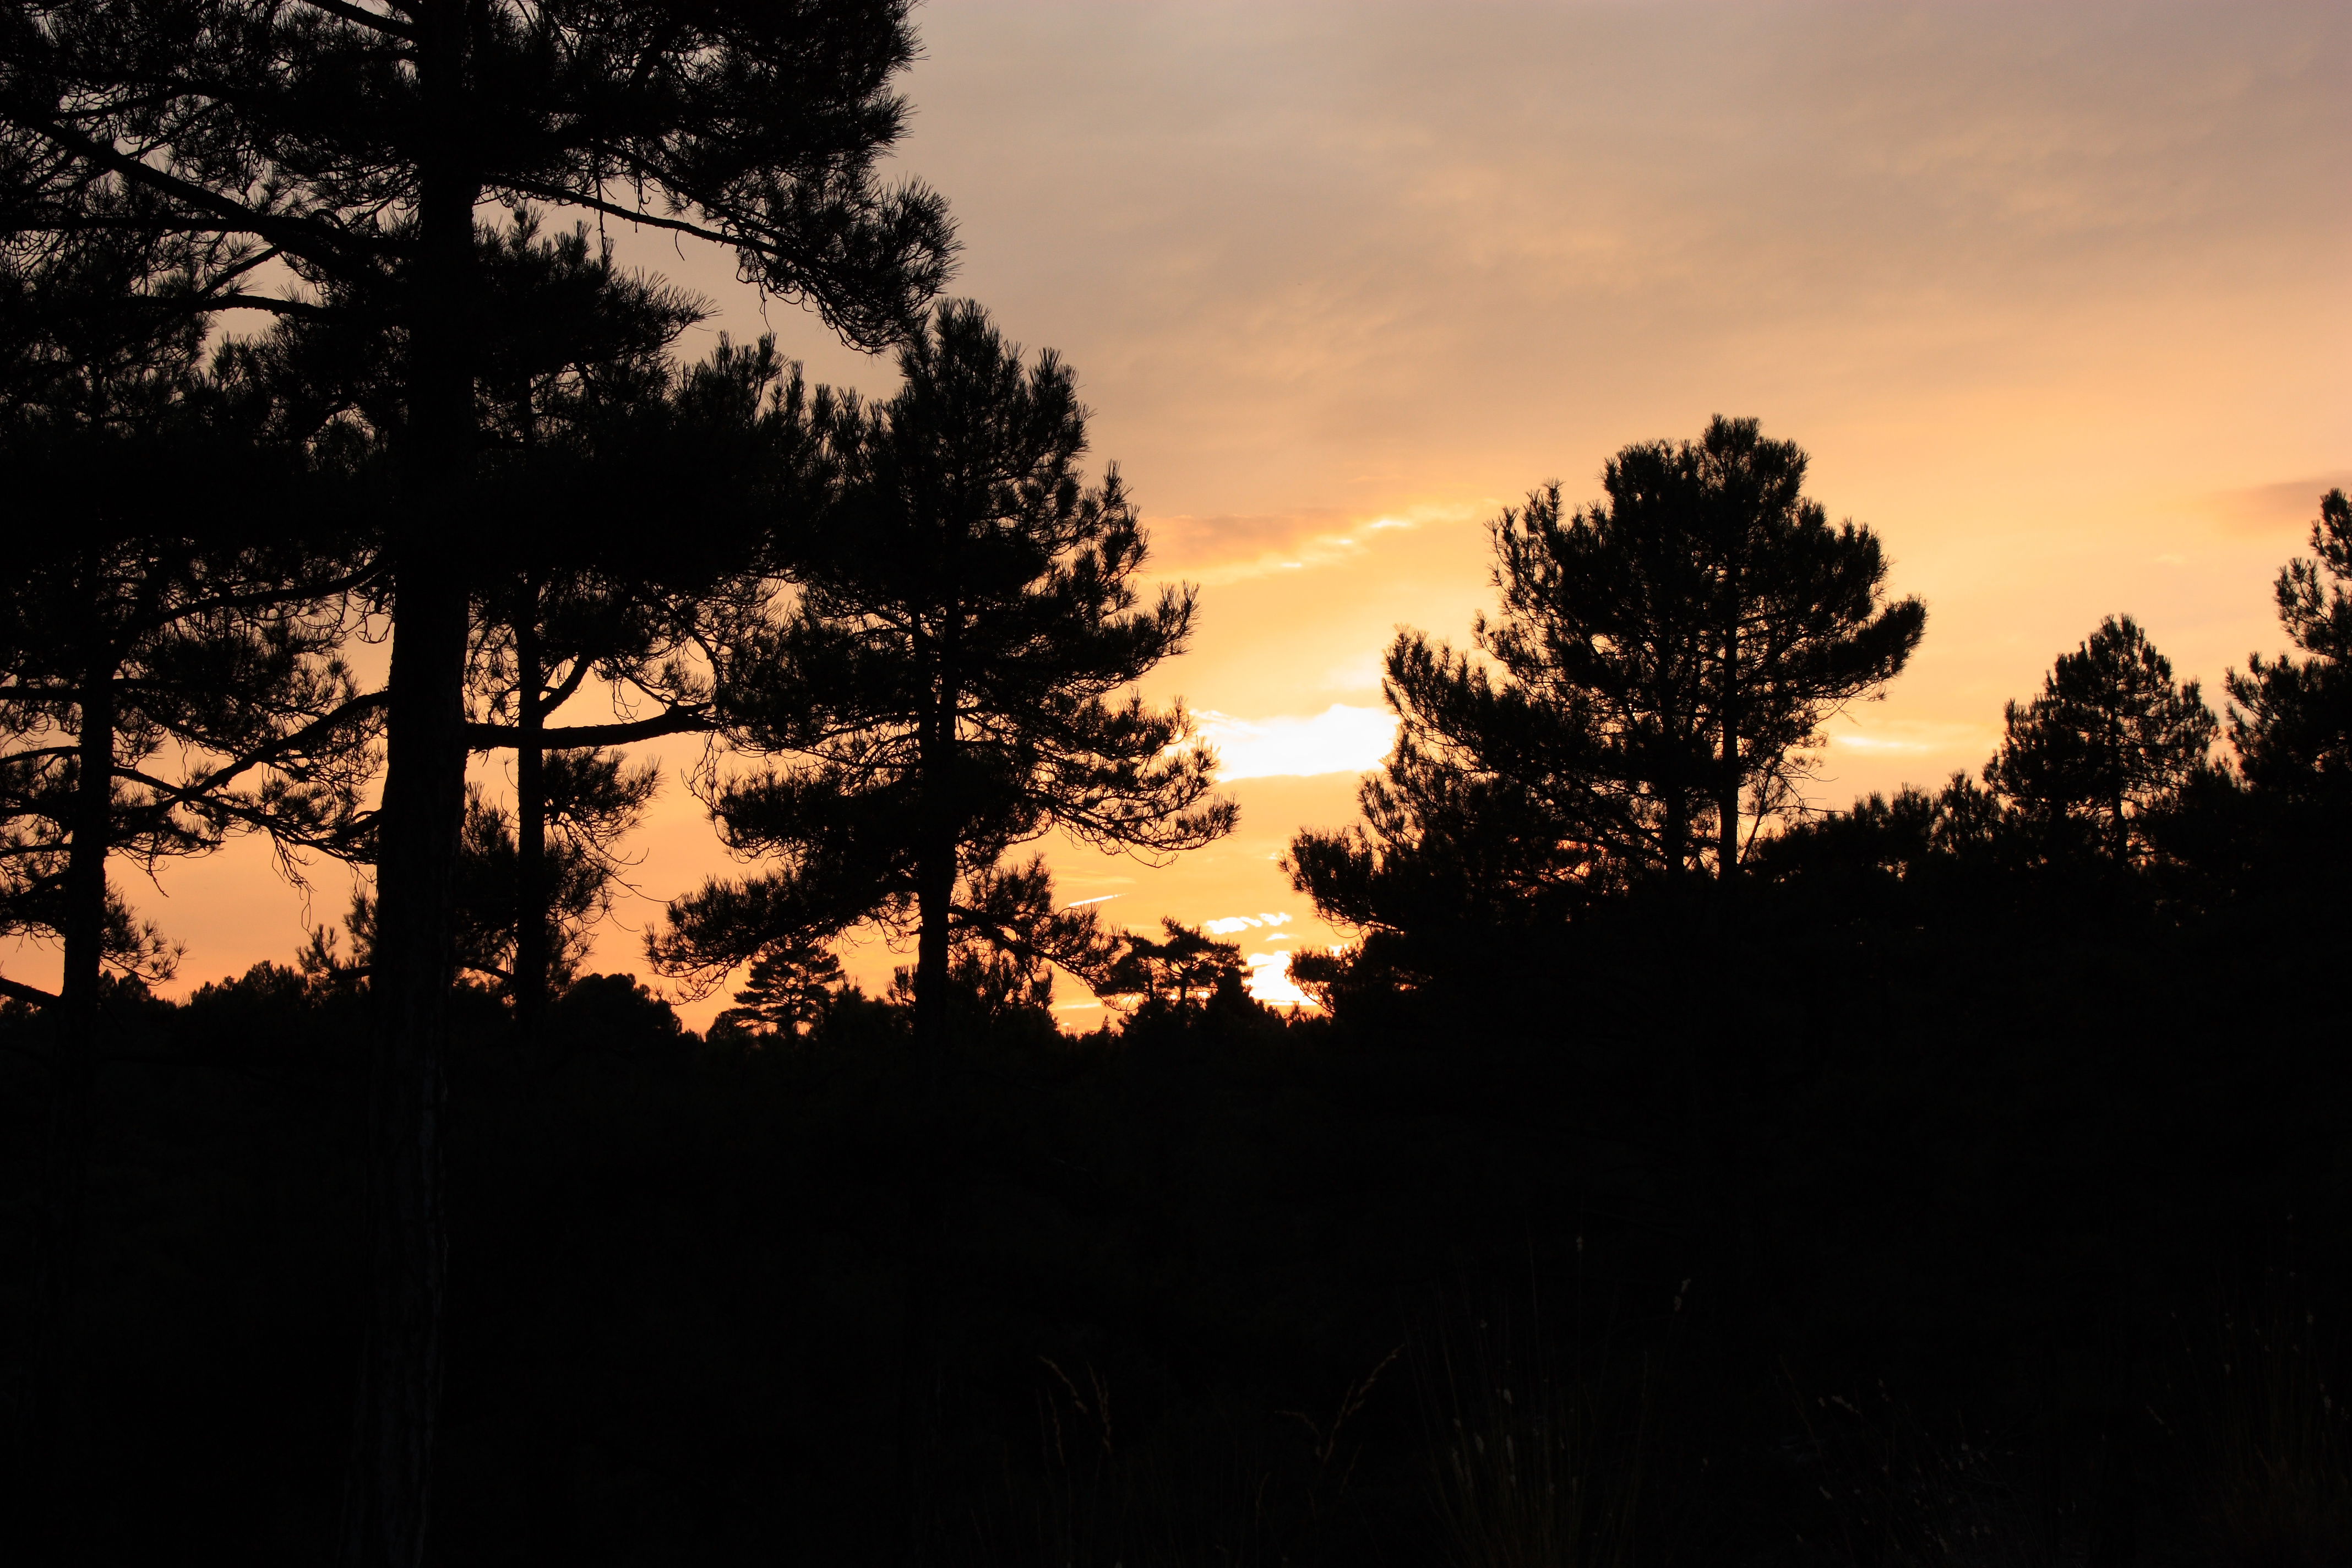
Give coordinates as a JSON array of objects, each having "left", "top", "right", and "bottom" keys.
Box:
[
  {"left": 1717, "top": 728, "right": 1741, "bottom": 881},
  {"left": 912, "top": 775, "right": 956, "bottom": 1054},
  {"left": 342, "top": 557, "right": 466, "bottom": 1568},
  {"left": 901, "top": 684, "right": 957, "bottom": 1554},
  {"left": 339, "top": 4, "right": 476, "bottom": 1559},
  {"left": 2109, "top": 708, "right": 2131, "bottom": 864},
  {"left": 1717, "top": 777, "right": 1740, "bottom": 882},
  {"left": 513, "top": 597, "right": 549, "bottom": 1033},
  {"left": 1662, "top": 791, "right": 1689, "bottom": 882},
  {"left": 17, "top": 640, "right": 116, "bottom": 1542},
  {"left": 912, "top": 638, "right": 958, "bottom": 1052},
  {"left": 1718, "top": 580, "right": 1742, "bottom": 885}
]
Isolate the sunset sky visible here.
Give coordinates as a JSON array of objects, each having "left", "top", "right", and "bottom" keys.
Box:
[{"left": 8, "top": 0, "right": 2345, "bottom": 1024}]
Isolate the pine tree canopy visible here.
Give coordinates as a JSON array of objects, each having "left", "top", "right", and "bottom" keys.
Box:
[
  {"left": 1291, "top": 416, "right": 1925, "bottom": 951},
  {"left": 2228, "top": 488, "right": 2352, "bottom": 803},
  {"left": 650, "top": 302, "right": 1231, "bottom": 1033},
  {"left": 1986, "top": 614, "right": 2216, "bottom": 866}
]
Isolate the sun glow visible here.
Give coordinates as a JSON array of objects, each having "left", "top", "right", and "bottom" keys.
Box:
[
  {"left": 1243, "top": 949, "right": 1316, "bottom": 1008},
  {"left": 1196, "top": 705, "right": 1397, "bottom": 781}
]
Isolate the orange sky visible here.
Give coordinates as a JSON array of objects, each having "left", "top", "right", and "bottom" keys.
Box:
[{"left": 9, "top": 0, "right": 2347, "bottom": 1025}]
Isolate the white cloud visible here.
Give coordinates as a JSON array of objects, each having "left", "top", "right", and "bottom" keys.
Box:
[
  {"left": 1244, "top": 950, "right": 1317, "bottom": 1008},
  {"left": 1197, "top": 705, "right": 1397, "bottom": 780},
  {"left": 1203, "top": 911, "right": 1293, "bottom": 935}
]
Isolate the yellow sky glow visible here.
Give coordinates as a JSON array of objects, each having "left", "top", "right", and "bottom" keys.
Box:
[{"left": 7, "top": 1, "right": 2345, "bottom": 1027}]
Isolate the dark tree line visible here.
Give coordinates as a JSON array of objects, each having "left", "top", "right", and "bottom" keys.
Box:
[{"left": 1284, "top": 420, "right": 2350, "bottom": 1014}]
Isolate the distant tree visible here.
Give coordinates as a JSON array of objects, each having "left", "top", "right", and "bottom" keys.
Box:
[
  {"left": 1984, "top": 615, "right": 2216, "bottom": 867},
  {"left": 538, "top": 970, "right": 689, "bottom": 1058},
  {"left": 650, "top": 303, "right": 1231, "bottom": 1048},
  {"left": 1098, "top": 918, "right": 1245, "bottom": 1016},
  {"left": 4, "top": 5, "right": 955, "bottom": 1545},
  {"left": 709, "top": 938, "right": 846, "bottom": 1039},
  {"left": 1750, "top": 783, "right": 1939, "bottom": 891},
  {"left": 1762, "top": 620, "right": 2228, "bottom": 913},
  {"left": 2227, "top": 489, "right": 2352, "bottom": 806},
  {"left": 0, "top": 515, "right": 378, "bottom": 984},
  {"left": 1748, "top": 774, "right": 2022, "bottom": 927},
  {"left": 1292, "top": 417, "right": 1924, "bottom": 947},
  {"left": 1496, "top": 417, "right": 1927, "bottom": 879}
]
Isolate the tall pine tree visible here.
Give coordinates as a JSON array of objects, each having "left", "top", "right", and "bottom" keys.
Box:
[
  {"left": 1, "top": 6, "right": 952, "bottom": 1556},
  {"left": 1291, "top": 417, "right": 1925, "bottom": 952},
  {"left": 651, "top": 303, "right": 1230, "bottom": 1047},
  {"left": 0, "top": 216, "right": 380, "bottom": 1536}
]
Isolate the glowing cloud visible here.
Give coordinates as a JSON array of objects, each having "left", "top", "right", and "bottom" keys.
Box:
[
  {"left": 1202, "top": 912, "right": 1293, "bottom": 935},
  {"left": 1146, "top": 507, "right": 1469, "bottom": 586},
  {"left": 1243, "top": 950, "right": 1317, "bottom": 1009},
  {"left": 1196, "top": 705, "right": 1397, "bottom": 780},
  {"left": 1821, "top": 720, "right": 2000, "bottom": 760}
]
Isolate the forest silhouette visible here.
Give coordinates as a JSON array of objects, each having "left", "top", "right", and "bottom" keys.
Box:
[{"left": 3, "top": 2, "right": 2350, "bottom": 1564}]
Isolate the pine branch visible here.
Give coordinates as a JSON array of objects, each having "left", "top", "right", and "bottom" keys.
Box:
[
  {"left": 0, "top": 976, "right": 58, "bottom": 1008},
  {"left": 466, "top": 707, "right": 712, "bottom": 751}
]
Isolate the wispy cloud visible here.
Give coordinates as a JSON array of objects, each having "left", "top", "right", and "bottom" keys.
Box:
[
  {"left": 1822, "top": 718, "right": 1999, "bottom": 760},
  {"left": 2204, "top": 474, "right": 2352, "bottom": 539},
  {"left": 1146, "top": 505, "right": 1469, "bottom": 585}
]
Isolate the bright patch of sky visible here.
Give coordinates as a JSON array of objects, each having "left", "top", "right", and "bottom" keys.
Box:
[
  {"left": 16, "top": 0, "right": 2341, "bottom": 1030},
  {"left": 1243, "top": 950, "right": 1315, "bottom": 1009},
  {"left": 1196, "top": 706, "right": 1398, "bottom": 781}
]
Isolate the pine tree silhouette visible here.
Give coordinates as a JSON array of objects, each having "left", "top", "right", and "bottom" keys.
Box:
[
  {"left": 651, "top": 303, "right": 1228, "bottom": 1048},
  {"left": 0, "top": 4, "right": 955, "bottom": 1553}
]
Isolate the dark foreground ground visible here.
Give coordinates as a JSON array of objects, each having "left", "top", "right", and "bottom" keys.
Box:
[{"left": 2, "top": 897, "right": 2348, "bottom": 1566}]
